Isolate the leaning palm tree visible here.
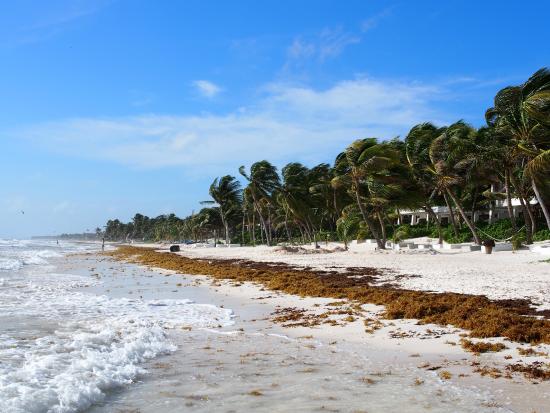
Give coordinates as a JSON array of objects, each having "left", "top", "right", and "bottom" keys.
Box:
[
  {"left": 405, "top": 122, "right": 450, "bottom": 242},
  {"left": 486, "top": 68, "right": 550, "bottom": 230},
  {"left": 202, "top": 175, "right": 242, "bottom": 245},
  {"left": 239, "top": 161, "right": 280, "bottom": 246},
  {"left": 428, "top": 121, "right": 482, "bottom": 244},
  {"left": 278, "top": 163, "right": 313, "bottom": 243},
  {"left": 332, "top": 138, "right": 399, "bottom": 249},
  {"left": 336, "top": 206, "right": 361, "bottom": 250}
]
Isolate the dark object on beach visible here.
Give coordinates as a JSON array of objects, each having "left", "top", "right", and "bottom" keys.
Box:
[
  {"left": 482, "top": 239, "right": 495, "bottom": 254},
  {"left": 170, "top": 245, "right": 180, "bottom": 252}
]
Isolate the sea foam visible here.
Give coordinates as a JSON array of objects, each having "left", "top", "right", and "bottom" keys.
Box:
[{"left": 0, "top": 240, "right": 234, "bottom": 413}]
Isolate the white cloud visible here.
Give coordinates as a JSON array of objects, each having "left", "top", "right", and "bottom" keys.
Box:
[
  {"left": 287, "top": 38, "right": 316, "bottom": 60},
  {"left": 15, "top": 76, "right": 451, "bottom": 171},
  {"left": 192, "top": 80, "right": 222, "bottom": 98},
  {"left": 361, "top": 7, "right": 394, "bottom": 32},
  {"left": 2, "top": 1, "right": 110, "bottom": 48},
  {"left": 317, "top": 27, "right": 360, "bottom": 60},
  {"left": 286, "top": 26, "right": 360, "bottom": 62}
]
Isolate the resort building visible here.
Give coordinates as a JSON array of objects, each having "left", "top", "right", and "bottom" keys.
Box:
[{"left": 398, "top": 197, "right": 538, "bottom": 226}]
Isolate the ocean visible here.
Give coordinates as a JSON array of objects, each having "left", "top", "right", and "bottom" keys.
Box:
[{"left": 0, "top": 239, "right": 233, "bottom": 413}]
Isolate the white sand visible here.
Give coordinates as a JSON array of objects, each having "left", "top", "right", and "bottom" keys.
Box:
[
  {"left": 104, "top": 244, "right": 550, "bottom": 412},
  {"left": 87, "top": 243, "right": 550, "bottom": 412},
  {"left": 144, "top": 242, "right": 550, "bottom": 311}
]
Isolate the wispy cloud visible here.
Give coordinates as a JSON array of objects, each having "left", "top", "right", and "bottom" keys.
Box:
[
  {"left": 129, "top": 89, "right": 155, "bottom": 107},
  {"left": 286, "top": 26, "right": 360, "bottom": 62},
  {"left": 2, "top": 1, "right": 111, "bottom": 48},
  {"left": 287, "top": 38, "right": 316, "bottom": 60},
  {"left": 317, "top": 27, "right": 361, "bottom": 60},
  {"left": 361, "top": 7, "right": 394, "bottom": 32},
  {"left": 192, "top": 80, "right": 222, "bottom": 98},
  {"left": 14, "top": 76, "right": 452, "bottom": 171}
]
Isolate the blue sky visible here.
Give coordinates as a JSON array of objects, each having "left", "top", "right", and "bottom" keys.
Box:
[{"left": 1, "top": 0, "right": 548, "bottom": 238}]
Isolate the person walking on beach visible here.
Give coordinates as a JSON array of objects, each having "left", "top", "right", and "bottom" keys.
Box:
[{"left": 102, "top": 237, "right": 105, "bottom": 251}]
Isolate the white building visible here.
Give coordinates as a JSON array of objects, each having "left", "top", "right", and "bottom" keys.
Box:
[{"left": 398, "top": 198, "right": 537, "bottom": 226}]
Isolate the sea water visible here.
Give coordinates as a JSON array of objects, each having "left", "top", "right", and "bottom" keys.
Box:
[{"left": 0, "top": 240, "right": 234, "bottom": 413}]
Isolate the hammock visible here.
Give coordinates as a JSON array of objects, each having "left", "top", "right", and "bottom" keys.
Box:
[{"left": 474, "top": 225, "right": 525, "bottom": 242}]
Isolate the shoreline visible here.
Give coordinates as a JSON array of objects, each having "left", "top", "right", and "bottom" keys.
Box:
[{"left": 98, "top": 244, "right": 550, "bottom": 412}]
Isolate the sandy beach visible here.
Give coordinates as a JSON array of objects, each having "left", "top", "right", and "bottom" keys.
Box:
[
  {"left": 1, "top": 239, "right": 548, "bottom": 412},
  {"left": 167, "top": 242, "right": 550, "bottom": 310},
  {"left": 93, "top": 241, "right": 550, "bottom": 413}
]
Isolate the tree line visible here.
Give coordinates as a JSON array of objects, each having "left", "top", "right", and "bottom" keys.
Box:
[{"left": 103, "top": 68, "right": 550, "bottom": 248}]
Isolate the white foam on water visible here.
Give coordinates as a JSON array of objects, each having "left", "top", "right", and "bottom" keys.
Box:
[
  {"left": 0, "top": 240, "right": 235, "bottom": 413},
  {"left": 0, "top": 257, "right": 22, "bottom": 271},
  {"left": 0, "top": 297, "right": 234, "bottom": 413}
]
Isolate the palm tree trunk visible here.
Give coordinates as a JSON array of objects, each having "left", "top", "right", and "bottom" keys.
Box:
[
  {"left": 284, "top": 210, "right": 292, "bottom": 243},
  {"left": 252, "top": 194, "right": 270, "bottom": 246},
  {"left": 306, "top": 218, "right": 319, "bottom": 248},
  {"left": 354, "top": 185, "right": 384, "bottom": 249},
  {"left": 470, "top": 187, "right": 478, "bottom": 224},
  {"left": 424, "top": 205, "right": 443, "bottom": 244},
  {"left": 224, "top": 222, "right": 230, "bottom": 245},
  {"left": 532, "top": 179, "right": 550, "bottom": 230},
  {"left": 517, "top": 194, "right": 533, "bottom": 244},
  {"left": 298, "top": 225, "right": 305, "bottom": 245},
  {"left": 509, "top": 174, "right": 533, "bottom": 244},
  {"left": 267, "top": 208, "right": 273, "bottom": 245},
  {"left": 514, "top": 177, "right": 537, "bottom": 235},
  {"left": 259, "top": 215, "right": 265, "bottom": 244},
  {"left": 241, "top": 213, "right": 246, "bottom": 246},
  {"left": 446, "top": 189, "right": 481, "bottom": 244},
  {"left": 377, "top": 212, "right": 387, "bottom": 245},
  {"left": 333, "top": 190, "right": 339, "bottom": 229},
  {"left": 504, "top": 170, "right": 517, "bottom": 231},
  {"left": 251, "top": 212, "right": 256, "bottom": 246},
  {"left": 524, "top": 196, "right": 537, "bottom": 235},
  {"left": 443, "top": 192, "right": 459, "bottom": 236}
]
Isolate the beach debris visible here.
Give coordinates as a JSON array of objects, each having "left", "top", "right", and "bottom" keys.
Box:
[
  {"left": 517, "top": 347, "right": 548, "bottom": 357},
  {"left": 506, "top": 362, "right": 550, "bottom": 380},
  {"left": 460, "top": 339, "right": 507, "bottom": 354},
  {"left": 438, "top": 370, "right": 452, "bottom": 380},
  {"left": 107, "top": 247, "right": 550, "bottom": 349}
]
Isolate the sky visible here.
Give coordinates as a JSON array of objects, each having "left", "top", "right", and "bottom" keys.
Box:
[{"left": 1, "top": 0, "right": 549, "bottom": 238}]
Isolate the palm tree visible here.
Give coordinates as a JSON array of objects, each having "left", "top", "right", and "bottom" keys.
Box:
[
  {"left": 239, "top": 161, "right": 280, "bottom": 246},
  {"left": 202, "top": 175, "right": 242, "bottom": 245},
  {"left": 336, "top": 206, "right": 361, "bottom": 250},
  {"left": 428, "top": 121, "right": 481, "bottom": 244},
  {"left": 405, "top": 123, "right": 450, "bottom": 242},
  {"left": 486, "top": 68, "right": 550, "bottom": 230},
  {"left": 308, "top": 163, "right": 342, "bottom": 234},
  {"left": 333, "top": 138, "right": 399, "bottom": 249}
]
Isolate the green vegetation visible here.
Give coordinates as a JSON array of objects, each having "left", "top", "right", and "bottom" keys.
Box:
[{"left": 102, "top": 69, "right": 550, "bottom": 246}]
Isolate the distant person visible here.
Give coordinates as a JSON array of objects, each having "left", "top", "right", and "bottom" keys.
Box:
[
  {"left": 102, "top": 237, "right": 105, "bottom": 251},
  {"left": 56, "top": 240, "right": 59, "bottom": 245}
]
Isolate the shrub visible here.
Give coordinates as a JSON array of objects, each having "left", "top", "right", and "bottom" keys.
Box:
[
  {"left": 533, "top": 229, "right": 550, "bottom": 242},
  {"left": 511, "top": 234, "right": 524, "bottom": 250}
]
